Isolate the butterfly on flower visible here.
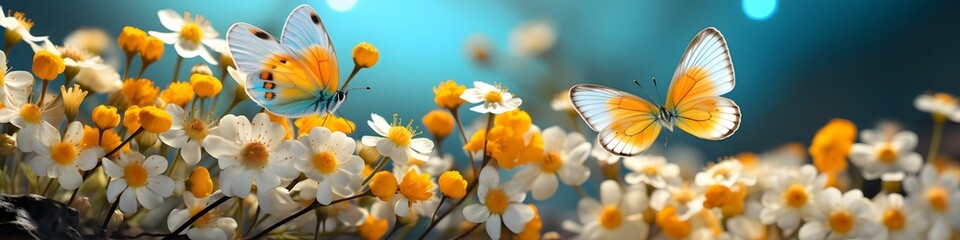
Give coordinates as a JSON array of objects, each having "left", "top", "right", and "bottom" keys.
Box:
[
  {"left": 227, "top": 5, "right": 364, "bottom": 118},
  {"left": 570, "top": 27, "right": 741, "bottom": 156}
]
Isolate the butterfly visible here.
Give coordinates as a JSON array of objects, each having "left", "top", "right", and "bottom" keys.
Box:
[
  {"left": 569, "top": 27, "right": 741, "bottom": 156},
  {"left": 227, "top": 5, "right": 355, "bottom": 118}
]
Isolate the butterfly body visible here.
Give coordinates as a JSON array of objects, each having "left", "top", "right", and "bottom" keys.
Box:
[
  {"left": 227, "top": 5, "right": 349, "bottom": 118},
  {"left": 570, "top": 27, "right": 741, "bottom": 156}
]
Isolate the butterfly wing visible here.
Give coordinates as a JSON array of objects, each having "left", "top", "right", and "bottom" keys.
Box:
[
  {"left": 227, "top": 23, "right": 329, "bottom": 117},
  {"left": 570, "top": 84, "right": 662, "bottom": 156},
  {"left": 665, "top": 27, "right": 740, "bottom": 140},
  {"left": 280, "top": 5, "right": 339, "bottom": 94}
]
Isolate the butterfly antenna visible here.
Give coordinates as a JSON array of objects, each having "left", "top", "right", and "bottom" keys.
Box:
[
  {"left": 335, "top": 109, "right": 357, "bottom": 133},
  {"left": 344, "top": 86, "right": 372, "bottom": 92},
  {"left": 632, "top": 79, "right": 658, "bottom": 102},
  {"left": 652, "top": 77, "right": 664, "bottom": 103}
]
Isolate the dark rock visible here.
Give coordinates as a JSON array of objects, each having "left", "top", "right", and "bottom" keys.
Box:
[{"left": 0, "top": 194, "right": 82, "bottom": 240}]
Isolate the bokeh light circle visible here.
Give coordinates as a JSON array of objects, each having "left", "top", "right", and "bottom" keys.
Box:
[
  {"left": 327, "top": 0, "right": 357, "bottom": 12},
  {"left": 742, "top": 0, "right": 776, "bottom": 20}
]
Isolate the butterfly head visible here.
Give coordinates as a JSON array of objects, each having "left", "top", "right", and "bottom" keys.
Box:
[
  {"left": 326, "top": 86, "right": 370, "bottom": 113},
  {"left": 658, "top": 105, "right": 676, "bottom": 132}
]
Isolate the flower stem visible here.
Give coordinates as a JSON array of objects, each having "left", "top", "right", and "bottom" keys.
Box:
[
  {"left": 360, "top": 156, "right": 390, "bottom": 188},
  {"left": 136, "top": 61, "right": 152, "bottom": 79},
  {"left": 164, "top": 195, "right": 231, "bottom": 239},
  {"left": 248, "top": 191, "right": 371, "bottom": 239},
  {"left": 121, "top": 52, "right": 133, "bottom": 80},
  {"left": 338, "top": 65, "right": 362, "bottom": 92},
  {"left": 449, "top": 108, "right": 476, "bottom": 176},
  {"left": 171, "top": 56, "right": 183, "bottom": 82},
  {"left": 429, "top": 196, "right": 447, "bottom": 223},
  {"left": 100, "top": 193, "right": 122, "bottom": 237},
  {"left": 453, "top": 223, "right": 481, "bottom": 240},
  {"left": 37, "top": 81, "right": 49, "bottom": 105},
  {"left": 573, "top": 185, "right": 589, "bottom": 198},
  {"left": 926, "top": 116, "right": 945, "bottom": 163}
]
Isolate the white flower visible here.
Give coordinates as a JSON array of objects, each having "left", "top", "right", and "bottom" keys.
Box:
[
  {"left": 573, "top": 180, "right": 648, "bottom": 240},
  {"left": 591, "top": 142, "right": 622, "bottom": 165},
  {"left": 0, "top": 74, "right": 63, "bottom": 152},
  {"left": 799, "top": 188, "right": 879, "bottom": 240},
  {"left": 759, "top": 164, "right": 826, "bottom": 231},
  {"left": 423, "top": 153, "right": 454, "bottom": 177},
  {"left": 148, "top": 9, "right": 226, "bottom": 65},
  {"left": 0, "top": 6, "right": 48, "bottom": 44},
  {"left": 293, "top": 127, "right": 363, "bottom": 204},
  {"left": 28, "top": 121, "right": 102, "bottom": 190},
  {"left": 293, "top": 180, "right": 367, "bottom": 231},
  {"left": 361, "top": 113, "right": 433, "bottom": 166},
  {"left": 904, "top": 164, "right": 960, "bottom": 240},
  {"left": 551, "top": 91, "right": 574, "bottom": 112},
  {"left": 28, "top": 39, "right": 108, "bottom": 72},
  {"left": 914, "top": 92, "right": 960, "bottom": 122},
  {"left": 514, "top": 126, "right": 590, "bottom": 200},
  {"left": 160, "top": 104, "right": 214, "bottom": 165},
  {"left": 167, "top": 192, "right": 237, "bottom": 240},
  {"left": 460, "top": 81, "right": 522, "bottom": 114},
  {"left": 0, "top": 51, "right": 34, "bottom": 100},
  {"left": 872, "top": 193, "right": 926, "bottom": 239},
  {"left": 462, "top": 166, "right": 533, "bottom": 240},
  {"left": 73, "top": 65, "right": 121, "bottom": 93},
  {"left": 103, "top": 151, "right": 175, "bottom": 214},
  {"left": 64, "top": 27, "right": 111, "bottom": 55},
  {"left": 650, "top": 182, "right": 704, "bottom": 221},
  {"left": 624, "top": 155, "right": 680, "bottom": 188},
  {"left": 390, "top": 167, "right": 439, "bottom": 218},
  {"left": 849, "top": 128, "right": 922, "bottom": 181},
  {"left": 723, "top": 202, "right": 770, "bottom": 240},
  {"left": 202, "top": 113, "right": 299, "bottom": 197},
  {"left": 694, "top": 159, "right": 756, "bottom": 187},
  {"left": 509, "top": 20, "right": 555, "bottom": 58}
]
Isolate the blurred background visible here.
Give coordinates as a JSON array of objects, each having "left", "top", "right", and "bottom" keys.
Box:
[{"left": 5, "top": 0, "right": 960, "bottom": 233}]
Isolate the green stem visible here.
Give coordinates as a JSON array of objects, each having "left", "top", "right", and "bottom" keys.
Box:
[
  {"left": 171, "top": 56, "right": 183, "bottom": 82},
  {"left": 453, "top": 223, "right": 481, "bottom": 240},
  {"left": 100, "top": 191, "right": 123, "bottom": 237},
  {"left": 926, "top": 117, "right": 945, "bottom": 163},
  {"left": 37, "top": 81, "right": 49, "bottom": 105},
  {"left": 121, "top": 53, "right": 133, "bottom": 80},
  {"left": 247, "top": 191, "right": 371, "bottom": 239},
  {"left": 338, "top": 65, "right": 362, "bottom": 92},
  {"left": 360, "top": 156, "right": 390, "bottom": 188}
]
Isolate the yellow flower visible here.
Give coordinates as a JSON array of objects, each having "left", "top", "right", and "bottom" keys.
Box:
[
  {"left": 33, "top": 50, "right": 65, "bottom": 81},
  {"left": 118, "top": 26, "right": 147, "bottom": 55},
  {"left": 399, "top": 169, "right": 434, "bottom": 202},
  {"left": 358, "top": 213, "right": 389, "bottom": 240},
  {"left": 121, "top": 78, "right": 159, "bottom": 107},
  {"left": 189, "top": 73, "right": 222, "bottom": 98},
  {"left": 123, "top": 105, "right": 142, "bottom": 130},
  {"left": 369, "top": 171, "right": 398, "bottom": 201},
  {"left": 92, "top": 105, "right": 121, "bottom": 129},
  {"left": 159, "top": 81, "right": 194, "bottom": 107},
  {"left": 138, "top": 106, "right": 173, "bottom": 133},
  {"left": 187, "top": 167, "right": 214, "bottom": 198},
  {"left": 352, "top": 42, "right": 379, "bottom": 68},
  {"left": 515, "top": 204, "right": 542, "bottom": 240},
  {"left": 438, "top": 171, "right": 467, "bottom": 199},
  {"left": 495, "top": 109, "right": 532, "bottom": 132},
  {"left": 265, "top": 111, "right": 293, "bottom": 140},
  {"left": 422, "top": 109, "right": 454, "bottom": 139},
  {"left": 433, "top": 80, "right": 466, "bottom": 110},
  {"left": 464, "top": 125, "right": 542, "bottom": 169},
  {"left": 656, "top": 207, "right": 692, "bottom": 239},
  {"left": 61, "top": 84, "right": 87, "bottom": 121},
  {"left": 810, "top": 118, "right": 857, "bottom": 174},
  {"left": 295, "top": 114, "right": 356, "bottom": 135},
  {"left": 81, "top": 125, "right": 130, "bottom": 154},
  {"left": 138, "top": 36, "right": 164, "bottom": 63},
  {"left": 702, "top": 184, "right": 733, "bottom": 209}
]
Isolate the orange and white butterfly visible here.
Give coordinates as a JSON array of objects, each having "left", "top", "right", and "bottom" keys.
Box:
[
  {"left": 569, "top": 27, "right": 741, "bottom": 156},
  {"left": 227, "top": 5, "right": 351, "bottom": 118}
]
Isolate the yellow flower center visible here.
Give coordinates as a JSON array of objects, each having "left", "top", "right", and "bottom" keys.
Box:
[
  {"left": 599, "top": 207, "right": 623, "bottom": 229},
  {"left": 712, "top": 167, "right": 731, "bottom": 179},
  {"left": 673, "top": 188, "right": 695, "bottom": 204},
  {"left": 927, "top": 187, "right": 949, "bottom": 211},
  {"left": 240, "top": 142, "right": 270, "bottom": 169},
  {"left": 387, "top": 126, "right": 412, "bottom": 147},
  {"left": 484, "top": 90, "right": 503, "bottom": 103},
  {"left": 189, "top": 206, "right": 222, "bottom": 228},
  {"left": 311, "top": 151, "right": 339, "bottom": 174},
  {"left": 399, "top": 170, "right": 433, "bottom": 202},
  {"left": 876, "top": 145, "right": 898, "bottom": 164},
  {"left": 185, "top": 119, "right": 209, "bottom": 141},
  {"left": 828, "top": 211, "right": 854, "bottom": 234},
  {"left": 180, "top": 22, "right": 204, "bottom": 43},
  {"left": 882, "top": 209, "right": 905, "bottom": 231},
  {"left": 20, "top": 104, "right": 42, "bottom": 123},
  {"left": 486, "top": 189, "right": 510, "bottom": 214},
  {"left": 60, "top": 46, "right": 87, "bottom": 61},
  {"left": 11, "top": 11, "right": 34, "bottom": 29},
  {"left": 641, "top": 165, "right": 660, "bottom": 176},
  {"left": 123, "top": 162, "right": 149, "bottom": 187},
  {"left": 50, "top": 142, "right": 78, "bottom": 165},
  {"left": 539, "top": 152, "right": 563, "bottom": 173},
  {"left": 783, "top": 184, "right": 809, "bottom": 208},
  {"left": 932, "top": 92, "right": 958, "bottom": 106}
]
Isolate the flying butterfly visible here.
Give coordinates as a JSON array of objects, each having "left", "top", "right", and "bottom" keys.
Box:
[
  {"left": 569, "top": 27, "right": 741, "bottom": 156},
  {"left": 227, "top": 5, "right": 362, "bottom": 118}
]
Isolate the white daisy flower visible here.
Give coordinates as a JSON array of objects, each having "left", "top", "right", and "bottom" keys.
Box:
[
  {"left": 360, "top": 113, "right": 433, "bottom": 167},
  {"left": 509, "top": 20, "right": 556, "bottom": 58},
  {"left": 624, "top": 155, "right": 680, "bottom": 189},
  {"left": 513, "top": 126, "right": 590, "bottom": 200},
  {"left": 872, "top": 193, "right": 926, "bottom": 239},
  {"left": 29, "top": 121, "right": 102, "bottom": 190},
  {"left": 573, "top": 180, "right": 649, "bottom": 240},
  {"left": 148, "top": 9, "right": 226, "bottom": 65},
  {"left": 390, "top": 166, "right": 439, "bottom": 218},
  {"left": 462, "top": 166, "right": 534, "bottom": 240},
  {"left": 723, "top": 202, "right": 770, "bottom": 240},
  {"left": 460, "top": 81, "right": 522, "bottom": 114},
  {"left": 759, "top": 164, "right": 827, "bottom": 231},
  {"left": 202, "top": 113, "right": 300, "bottom": 197},
  {"left": 591, "top": 142, "right": 622, "bottom": 165},
  {"left": 799, "top": 188, "right": 879, "bottom": 240},
  {"left": 291, "top": 180, "right": 367, "bottom": 232},
  {"left": 293, "top": 127, "right": 363, "bottom": 205},
  {"left": 103, "top": 151, "right": 175, "bottom": 214},
  {"left": 73, "top": 65, "right": 121, "bottom": 93},
  {"left": 694, "top": 159, "right": 756, "bottom": 187},
  {"left": 0, "top": 7, "right": 48, "bottom": 45},
  {"left": 28, "top": 39, "right": 108, "bottom": 72},
  {"left": 903, "top": 164, "right": 960, "bottom": 240},
  {"left": 160, "top": 104, "right": 214, "bottom": 165},
  {"left": 0, "top": 51, "right": 34, "bottom": 100},
  {"left": 914, "top": 92, "right": 960, "bottom": 122},
  {"left": 849, "top": 128, "right": 922, "bottom": 181},
  {"left": 167, "top": 192, "right": 238, "bottom": 240},
  {"left": 649, "top": 182, "right": 704, "bottom": 221},
  {"left": 0, "top": 75, "right": 63, "bottom": 152}
]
